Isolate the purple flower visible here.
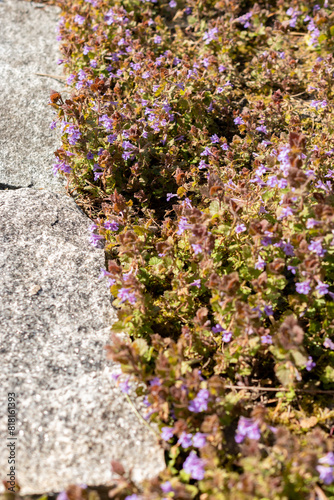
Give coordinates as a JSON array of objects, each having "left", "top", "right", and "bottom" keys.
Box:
[
  {"left": 112, "top": 371, "right": 122, "bottom": 382},
  {"left": 235, "top": 223, "right": 246, "bottom": 234},
  {"left": 306, "top": 218, "right": 320, "bottom": 229},
  {"left": 308, "top": 239, "right": 326, "bottom": 257},
  {"left": 161, "top": 427, "right": 174, "bottom": 441},
  {"left": 177, "top": 217, "right": 191, "bottom": 235},
  {"left": 324, "top": 338, "right": 334, "bottom": 350},
  {"left": 188, "top": 389, "right": 209, "bottom": 413},
  {"left": 319, "top": 452, "right": 334, "bottom": 466},
  {"left": 253, "top": 306, "right": 262, "bottom": 318},
  {"left": 52, "top": 160, "right": 72, "bottom": 175},
  {"left": 90, "top": 60, "right": 97, "bottom": 68},
  {"left": 221, "top": 143, "right": 229, "bottom": 151},
  {"left": 57, "top": 492, "right": 68, "bottom": 500},
  {"left": 122, "top": 140, "right": 135, "bottom": 151},
  {"left": 161, "top": 481, "right": 173, "bottom": 493},
  {"left": 143, "top": 395, "right": 150, "bottom": 408},
  {"left": 99, "top": 115, "right": 114, "bottom": 130},
  {"left": 50, "top": 120, "right": 57, "bottom": 130},
  {"left": 261, "top": 236, "right": 272, "bottom": 247},
  {"left": 117, "top": 288, "right": 136, "bottom": 304},
  {"left": 89, "top": 231, "right": 104, "bottom": 247},
  {"left": 286, "top": 8, "right": 301, "bottom": 27},
  {"left": 190, "top": 279, "right": 201, "bottom": 288},
  {"left": 311, "top": 100, "right": 327, "bottom": 110},
  {"left": 316, "top": 281, "right": 329, "bottom": 296},
  {"left": 296, "top": 281, "right": 311, "bottom": 295},
  {"left": 267, "top": 175, "right": 278, "bottom": 188},
  {"left": 255, "top": 257, "right": 266, "bottom": 270},
  {"left": 282, "top": 242, "right": 294, "bottom": 256},
  {"left": 236, "top": 11, "right": 252, "bottom": 28},
  {"left": 256, "top": 165, "right": 267, "bottom": 176},
  {"left": 183, "top": 451, "right": 205, "bottom": 480},
  {"left": 256, "top": 125, "right": 268, "bottom": 134},
  {"left": 125, "top": 495, "right": 141, "bottom": 500},
  {"left": 279, "top": 207, "right": 293, "bottom": 219},
  {"left": 98, "top": 268, "right": 111, "bottom": 279},
  {"left": 264, "top": 305, "right": 273, "bottom": 316},
  {"left": 192, "top": 244, "right": 203, "bottom": 255},
  {"left": 122, "top": 151, "right": 132, "bottom": 161},
  {"left": 316, "top": 465, "right": 334, "bottom": 485},
  {"left": 200, "top": 147, "right": 212, "bottom": 157},
  {"left": 167, "top": 193, "right": 178, "bottom": 202},
  {"left": 149, "top": 377, "right": 161, "bottom": 386},
  {"left": 305, "top": 356, "right": 316, "bottom": 371},
  {"left": 78, "top": 69, "right": 86, "bottom": 81},
  {"left": 83, "top": 45, "right": 92, "bottom": 55},
  {"left": 169, "top": 0, "right": 177, "bottom": 7},
  {"left": 277, "top": 145, "right": 291, "bottom": 174},
  {"left": 178, "top": 432, "right": 193, "bottom": 448},
  {"left": 66, "top": 73, "right": 75, "bottom": 85},
  {"left": 119, "top": 377, "right": 131, "bottom": 394},
  {"left": 203, "top": 27, "right": 218, "bottom": 45},
  {"left": 261, "top": 335, "right": 272, "bottom": 345},
  {"left": 192, "top": 432, "right": 206, "bottom": 448},
  {"left": 104, "top": 220, "right": 119, "bottom": 231},
  {"left": 107, "top": 134, "right": 117, "bottom": 144},
  {"left": 74, "top": 14, "right": 85, "bottom": 25},
  {"left": 154, "top": 35, "right": 162, "bottom": 44},
  {"left": 66, "top": 125, "right": 81, "bottom": 145},
  {"left": 217, "top": 81, "right": 232, "bottom": 92},
  {"left": 234, "top": 117, "right": 245, "bottom": 125},
  {"left": 235, "top": 416, "right": 261, "bottom": 443},
  {"left": 212, "top": 324, "right": 223, "bottom": 333},
  {"left": 222, "top": 331, "right": 232, "bottom": 343},
  {"left": 198, "top": 160, "right": 208, "bottom": 170},
  {"left": 210, "top": 134, "right": 220, "bottom": 143}
]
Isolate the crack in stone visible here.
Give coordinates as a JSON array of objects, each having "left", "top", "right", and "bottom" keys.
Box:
[{"left": 0, "top": 182, "right": 33, "bottom": 190}]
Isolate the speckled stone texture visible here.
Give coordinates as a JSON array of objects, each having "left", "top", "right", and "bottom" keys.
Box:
[
  {"left": 0, "top": 0, "right": 64, "bottom": 191},
  {"left": 0, "top": 189, "right": 165, "bottom": 494}
]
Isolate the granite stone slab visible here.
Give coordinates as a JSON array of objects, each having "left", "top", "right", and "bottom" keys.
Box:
[
  {"left": 0, "top": 0, "right": 65, "bottom": 191},
  {"left": 0, "top": 189, "right": 165, "bottom": 495}
]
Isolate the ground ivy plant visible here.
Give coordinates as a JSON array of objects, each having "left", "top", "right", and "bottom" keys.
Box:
[{"left": 48, "top": 0, "right": 334, "bottom": 498}]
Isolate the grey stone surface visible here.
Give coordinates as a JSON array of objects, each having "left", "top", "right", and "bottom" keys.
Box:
[
  {"left": 0, "top": 189, "right": 165, "bottom": 495},
  {"left": 0, "top": 0, "right": 65, "bottom": 191}
]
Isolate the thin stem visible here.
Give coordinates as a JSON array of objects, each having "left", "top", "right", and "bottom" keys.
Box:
[
  {"left": 35, "top": 72, "right": 66, "bottom": 81},
  {"left": 124, "top": 394, "right": 161, "bottom": 438}
]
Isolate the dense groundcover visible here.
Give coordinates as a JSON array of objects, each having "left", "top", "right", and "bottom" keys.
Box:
[{"left": 51, "top": 0, "right": 334, "bottom": 498}]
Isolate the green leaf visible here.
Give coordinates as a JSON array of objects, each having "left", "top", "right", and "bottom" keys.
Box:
[
  {"left": 209, "top": 200, "right": 220, "bottom": 215},
  {"left": 133, "top": 225, "right": 147, "bottom": 236},
  {"left": 320, "top": 366, "right": 334, "bottom": 385},
  {"left": 275, "top": 362, "right": 294, "bottom": 387},
  {"left": 132, "top": 338, "right": 148, "bottom": 356},
  {"left": 291, "top": 349, "right": 307, "bottom": 368},
  {"left": 149, "top": 256, "right": 163, "bottom": 266}
]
